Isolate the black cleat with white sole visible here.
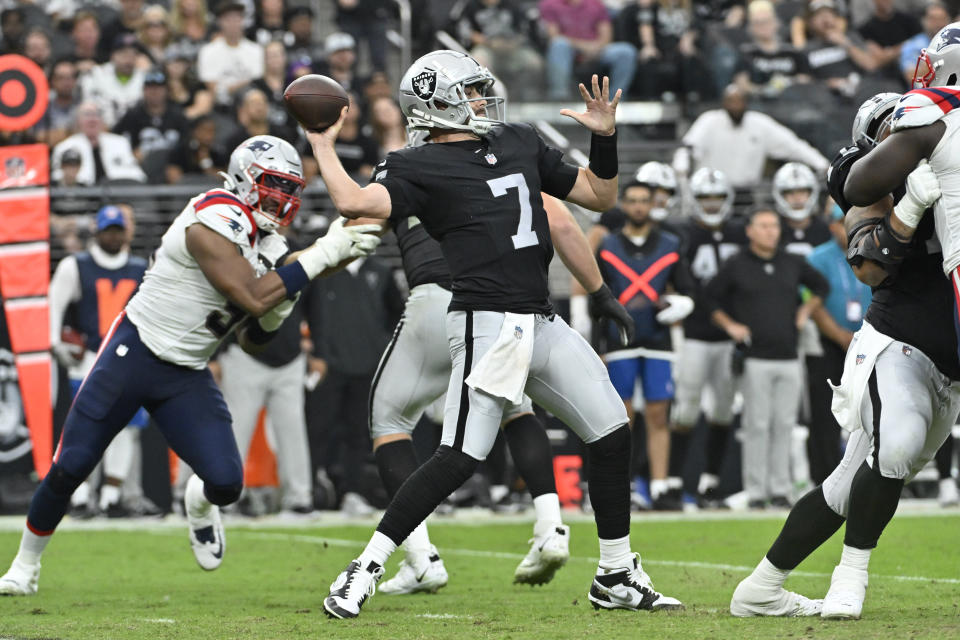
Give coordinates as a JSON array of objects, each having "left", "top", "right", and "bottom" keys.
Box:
[{"left": 588, "top": 555, "right": 684, "bottom": 612}]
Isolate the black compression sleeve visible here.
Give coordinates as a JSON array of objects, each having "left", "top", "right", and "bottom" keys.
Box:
[{"left": 589, "top": 130, "right": 619, "bottom": 180}]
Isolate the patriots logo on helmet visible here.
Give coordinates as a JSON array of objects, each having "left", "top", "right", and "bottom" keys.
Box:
[
  {"left": 412, "top": 70, "right": 437, "bottom": 100},
  {"left": 934, "top": 27, "right": 960, "bottom": 52},
  {"left": 246, "top": 140, "right": 274, "bottom": 154}
]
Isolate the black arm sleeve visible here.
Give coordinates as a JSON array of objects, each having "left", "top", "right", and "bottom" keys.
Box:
[{"left": 535, "top": 129, "right": 580, "bottom": 200}]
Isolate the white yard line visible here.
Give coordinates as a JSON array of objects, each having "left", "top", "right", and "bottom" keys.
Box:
[{"left": 236, "top": 531, "right": 960, "bottom": 586}]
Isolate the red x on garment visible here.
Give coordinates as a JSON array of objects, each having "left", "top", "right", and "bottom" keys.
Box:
[{"left": 600, "top": 250, "right": 678, "bottom": 305}]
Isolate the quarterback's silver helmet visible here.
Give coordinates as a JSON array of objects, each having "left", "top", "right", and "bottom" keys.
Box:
[
  {"left": 399, "top": 50, "right": 505, "bottom": 135},
  {"left": 222, "top": 135, "right": 304, "bottom": 231},
  {"left": 634, "top": 161, "right": 677, "bottom": 221},
  {"left": 914, "top": 22, "right": 960, "bottom": 87},
  {"left": 689, "top": 167, "right": 734, "bottom": 227},
  {"left": 772, "top": 162, "right": 819, "bottom": 221},
  {"left": 851, "top": 92, "right": 900, "bottom": 148}
]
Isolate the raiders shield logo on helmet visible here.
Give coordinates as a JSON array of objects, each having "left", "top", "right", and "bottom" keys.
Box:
[{"left": 412, "top": 70, "right": 437, "bottom": 100}]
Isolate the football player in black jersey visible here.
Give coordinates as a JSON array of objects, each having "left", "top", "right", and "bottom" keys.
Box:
[
  {"left": 773, "top": 162, "right": 832, "bottom": 257},
  {"left": 730, "top": 93, "right": 960, "bottom": 620},
  {"left": 670, "top": 167, "right": 747, "bottom": 508},
  {"left": 310, "top": 49, "right": 683, "bottom": 619}
]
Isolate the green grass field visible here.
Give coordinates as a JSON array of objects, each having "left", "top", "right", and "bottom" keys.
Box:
[{"left": 0, "top": 511, "right": 958, "bottom": 640}]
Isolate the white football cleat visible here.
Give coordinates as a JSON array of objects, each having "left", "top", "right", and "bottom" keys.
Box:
[
  {"left": 938, "top": 478, "right": 959, "bottom": 507},
  {"left": 514, "top": 525, "right": 570, "bottom": 585},
  {"left": 588, "top": 554, "right": 684, "bottom": 611},
  {"left": 185, "top": 475, "right": 225, "bottom": 571},
  {"left": 324, "top": 559, "right": 384, "bottom": 619},
  {"left": 379, "top": 545, "right": 448, "bottom": 595},
  {"left": 0, "top": 558, "right": 40, "bottom": 596},
  {"left": 730, "top": 574, "right": 823, "bottom": 617},
  {"left": 821, "top": 565, "right": 868, "bottom": 620}
]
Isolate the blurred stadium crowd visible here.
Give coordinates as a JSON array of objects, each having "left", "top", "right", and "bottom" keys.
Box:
[{"left": 1, "top": 0, "right": 959, "bottom": 518}]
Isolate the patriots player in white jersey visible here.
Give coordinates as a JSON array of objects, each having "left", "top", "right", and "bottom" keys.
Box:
[{"left": 0, "top": 135, "right": 381, "bottom": 595}]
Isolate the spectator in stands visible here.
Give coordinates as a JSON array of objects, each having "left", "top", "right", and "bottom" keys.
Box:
[
  {"left": 251, "top": 40, "right": 298, "bottom": 132},
  {"left": 304, "top": 254, "right": 404, "bottom": 516},
  {"left": 362, "top": 70, "right": 393, "bottom": 104},
  {"left": 335, "top": 0, "right": 389, "bottom": 72},
  {"left": 169, "top": 0, "right": 210, "bottom": 59},
  {"left": 734, "top": 0, "right": 812, "bottom": 98},
  {"left": 80, "top": 33, "right": 147, "bottom": 128},
  {"left": 51, "top": 101, "right": 146, "bottom": 185},
  {"left": 858, "top": 0, "right": 922, "bottom": 83},
  {"left": 676, "top": 84, "right": 828, "bottom": 188},
  {"left": 69, "top": 11, "right": 102, "bottom": 73},
  {"left": 285, "top": 5, "right": 323, "bottom": 69},
  {"left": 456, "top": 0, "right": 544, "bottom": 100},
  {"left": 54, "top": 148, "right": 83, "bottom": 188},
  {"left": 620, "top": 0, "right": 710, "bottom": 101},
  {"left": 99, "top": 0, "right": 145, "bottom": 61},
  {"left": 539, "top": 0, "right": 637, "bottom": 99},
  {"left": 708, "top": 207, "right": 828, "bottom": 509},
  {"left": 0, "top": 8, "right": 25, "bottom": 54},
  {"left": 900, "top": 1, "right": 950, "bottom": 86},
  {"left": 163, "top": 43, "right": 213, "bottom": 119},
  {"left": 805, "top": 203, "right": 871, "bottom": 485},
  {"left": 319, "top": 32, "right": 364, "bottom": 95},
  {"left": 23, "top": 27, "right": 52, "bottom": 73},
  {"left": 197, "top": 0, "right": 263, "bottom": 107},
  {"left": 369, "top": 96, "right": 407, "bottom": 154},
  {"left": 114, "top": 68, "right": 187, "bottom": 168},
  {"left": 224, "top": 87, "right": 295, "bottom": 151},
  {"left": 137, "top": 5, "right": 173, "bottom": 67},
  {"left": 804, "top": 0, "right": 881, "bottom": 98},
  {"left": 247, "top": 0, "right": 286, "bottom": 47},
  {"left": 37, "top": 59, "right": 81, "bottom": 146},
  {"left": 332, "top": 92, "right": 380, "bottom": 181},
  {"left": 165, "top": 114, "right": 228, "bottom": 183}
]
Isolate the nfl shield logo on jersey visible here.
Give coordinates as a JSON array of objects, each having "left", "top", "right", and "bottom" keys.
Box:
[
  {"left": 412, "top": 71, "right": 437, "bottom": 100},
  {"left": 902, "top": 345, "right": 913, "bottom": 357},
  {"left": 514, "top": 325, "right": 523, "bottom": 340},
  {"left": 856, "top": 353, "right": 866, "bottom": 365},
  {"left": 485, "top": 153, "right": 498, "bottom": 165}
]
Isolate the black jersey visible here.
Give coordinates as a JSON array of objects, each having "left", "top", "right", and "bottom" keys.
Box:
[
  {"left": 392, "top": 215, "right": 451, "bottom": 291},
  {"left": 865, "top": 214, "right": 960, "bottom": 380},
  {"left": 675, "top": 218, "right": 748, "bottom": 341},
  {"left": 375, "top": 122, "right": 579, "bottom": 314},
  {"left": 779, "top": 215, "right": 832, "bottom": 257}
]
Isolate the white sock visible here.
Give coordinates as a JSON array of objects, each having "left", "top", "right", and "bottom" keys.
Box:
[
  {"left": 650, "top": 479, "right": 669, "bottom": 499},
  {"left": 698, "top": 473, "right": 719, "bottom": 494},
  {"left": 16, "top": 525, "right": 51, "bottom": 566},
  {"left": 751, "top": 556, "right": 790, "bottom": 590},
  {"left": 598, "top": 534, "right": 633, "bottom": 569},
  {"left": 490, "top": 484, "right": 509, "bottom": 503},
  {"left": 533, "top": 493, "right": 563, "bottom": 538},
  {"left": 186, "top": 478, "right": 213, "bottom": 520},
  {"left": 666, "top": 476, "right": 683, "bottom": 490},
  {"left": 70, "top": 481, "right": 90, "bottom": 508},
  {"left": 839, "top": 545, "right": 872, "bottom": 573},
  {"left": 98, "top": 484, "right": 121, "bottom": 511},
  {"left": 403, "top": 522, "right": 432, "bottom": 556},
  {"left": 358, "top": 531, "right": 397, "bottom": 570}
]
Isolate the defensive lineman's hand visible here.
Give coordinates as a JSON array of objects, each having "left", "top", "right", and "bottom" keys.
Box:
[{"left": 560, "top": 75, "right": 621, "bottom": 136}]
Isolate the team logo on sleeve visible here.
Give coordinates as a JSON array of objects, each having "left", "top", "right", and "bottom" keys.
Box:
[{"left": 412, "top": 70, "right": 437, "bottom": 100}]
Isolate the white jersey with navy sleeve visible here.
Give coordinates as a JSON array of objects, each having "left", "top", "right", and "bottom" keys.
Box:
[{"left": 125, "top": 188, "right": 286, "bottom": 369}]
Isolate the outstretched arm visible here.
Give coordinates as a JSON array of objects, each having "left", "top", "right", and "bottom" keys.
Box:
[
  {"left": 306, "top": 113, "right": 393, "bottom": 220},
  {"left": 844, "top": 123, "right": 943, "bottom": 207},
  {"left": 560, "top": 75, "right": 621, "bottom": 212},
  {"left": 545, "top": 195, "right": 602, "bottom": 292}
]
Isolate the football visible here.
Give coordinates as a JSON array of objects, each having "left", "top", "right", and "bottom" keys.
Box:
[
  {"left": 844, "top": 194, "right": 893, "bottom": 287},
  {"left": 283, "top": 74, "right": 349, "bottom": 132}
]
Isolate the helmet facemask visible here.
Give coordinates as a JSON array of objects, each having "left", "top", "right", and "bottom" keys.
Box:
[
  {"left": 913, "top": 49, "right": 937, "bottom": 88},
  {"left": 249, "top": 164, "right": 304, "bottom": 230}
]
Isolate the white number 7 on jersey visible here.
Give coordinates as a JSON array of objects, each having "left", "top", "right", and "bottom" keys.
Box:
[{"left": 487, "top": 173, "right": 538, "bottom": 250}]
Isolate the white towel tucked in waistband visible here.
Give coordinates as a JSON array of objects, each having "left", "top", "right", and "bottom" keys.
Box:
[
  {"left": 830, "top": 321, "right": 893, "bottom": 434},
  {"left": 465, "top": 313, "right": 535, "bottom": 405}
]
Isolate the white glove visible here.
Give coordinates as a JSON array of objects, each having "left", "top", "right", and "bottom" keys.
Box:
[
  {"left": 655, "top": 294, "right": 694, "bottom": 325},
  {"left": 259, "top": 293, "right": 298, "bottom": 332},
  {"left": 52, "top": 341, "right": 84, "bottom": 369},
  {"left": 297, "top": 217, "right": 382, "bottom": 278},
  {"left": 894, "top": 160, "right": 940, "bottom": 230},
  {"left": 569, "top": 294, "right": 591, "bottom": 339}
]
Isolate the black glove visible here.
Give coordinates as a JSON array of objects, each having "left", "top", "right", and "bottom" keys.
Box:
[{"left": 588, "top": 284, "right": 635, "bottom": 347}]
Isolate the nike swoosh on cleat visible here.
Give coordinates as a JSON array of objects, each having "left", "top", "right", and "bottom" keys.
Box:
[{"left": 211, "top": 540, "right": 223, "bottom": 559}]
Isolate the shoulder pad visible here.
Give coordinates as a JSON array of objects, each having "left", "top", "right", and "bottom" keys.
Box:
[
  {"left": 890, "top": 88, "right": 960, "bottom": 131},
  {"left": 257, "top": 231, "right": 290, "bottom": 268},
  {"left": 193, "top": 189, "right": 255, "bottom": 245}
]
